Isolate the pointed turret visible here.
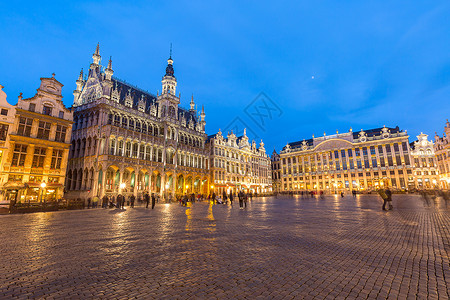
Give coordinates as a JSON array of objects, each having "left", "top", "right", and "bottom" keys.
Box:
[
  {"left": 105, "top": 56, "right": 114, "bottom": 80},
  {"left": 161, "top": 46, "right": 177, "bottom": 95},
  {"left": 199, "top": 104, "right": 206, "bottom": 133},
  {"left": 92, "top": 43, "right": 101, "bottom": 65},
  {"left": 190, "top": 94, "right": 195, "bottom": 111},
  {"left": 76, "top": 69, "right": 84, "bottom": 91},
  {"left": 73, "top": 68, "right": 85, "bottom": 106}
]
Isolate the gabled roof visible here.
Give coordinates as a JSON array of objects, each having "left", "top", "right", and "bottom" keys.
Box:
[{"left": 112, "top": 77, "right": 157, "bottom": 112}]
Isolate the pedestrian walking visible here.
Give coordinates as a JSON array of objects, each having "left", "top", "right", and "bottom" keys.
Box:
[
  {"left": 102, "top": 195, "right": 108, "bottom": 208},
  {"left": 379, "top": 188, "right": 393, "bottom": 211},
  {"left": 212, "top": 192, "right": 216, "bottom": 204},
  {"left": 340, "top": 192, "right": 344, "bottom": 198},
  {"left": 238, "top": 191, "right": 243, "bottom": 209},
  {"left": 87, "top": 198, "right": 91, "bottom": 209},
  {"left": 144, "top": 193, "right": 150, "bottom": 208},
  {"left": 352, "top": 190, "right": 357, "bottom": 198},
  {"left": 229, "top": 192, "right": 233, "bottom": 206},
  {"left": 151, "top": 193, "right": 156, "bottom": 209},
  {"left": 244, "top": 193, "right": 248, "bottom": 208},
  {"left": 130, "top": 195, "right": 135, "bottom": 208}
]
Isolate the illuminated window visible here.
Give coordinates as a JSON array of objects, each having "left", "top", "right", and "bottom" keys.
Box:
[
  {"left": 50, "top": 149, "right": 63, "bottom": 169},
  {"left": 17, "top": 117, "right": 33, "bottom": 137},
  {"left": 32, "top": 147, "right": 47, "bottom": 168},
  {"left": 55, "top": 125, "right": 67, "bottom": 142},
  {"left": 37, "top": 121, "right": 51, "bottom": 139},
  {"left": 0, "top": 124, "right": 8, "bottom": 141},
  {"left": 12, "top": 144, "right": 27, "bottom": 166},
  {"left": 43, "top": 105, "right": 52, "bottom": 116}
]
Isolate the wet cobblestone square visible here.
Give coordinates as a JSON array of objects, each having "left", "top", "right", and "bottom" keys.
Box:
[{"left": 0, "top": 194, "right": 449, "bottom": 299}]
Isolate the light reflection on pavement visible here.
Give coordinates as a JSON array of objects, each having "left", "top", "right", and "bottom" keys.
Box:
[{"left": 0, "top": 194, "right": 448, "bottom": 299}]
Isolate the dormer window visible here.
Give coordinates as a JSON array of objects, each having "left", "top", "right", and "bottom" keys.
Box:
[
  {"left": 29, "top": 103, "right": 36, "bottom": 112},
  {"left": 43, "top": 105, "right": 52, "bottom": 116}
]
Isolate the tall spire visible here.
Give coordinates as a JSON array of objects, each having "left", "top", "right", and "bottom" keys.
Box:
[
  {"left": 105, "top": 56, "right": 114, "bottom": 80},
  {"left": 77, "top": 68, "right": 83, "bottom": 81},
  {"left": 190, "top": 94, "right": 195, "bottom": 111},
  {"left": 165, "top": 44, "right": 174, "bottom": 77},
  {"left": 92, "top": 42, "right": 101, "bottom": 65}
]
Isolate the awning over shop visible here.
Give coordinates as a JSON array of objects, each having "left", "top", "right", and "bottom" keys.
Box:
[{"left": 2, "top": 182, "right": 26, "bottom": 189}]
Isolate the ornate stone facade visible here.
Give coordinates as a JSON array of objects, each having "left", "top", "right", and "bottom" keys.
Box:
[
  {"left": 0, "top": 75, "right": 72, "bottom": 203},
  {"left": 410, "top": 133, "right": 439, "bottom": 189},
  {"left": 434, "top": 120, "right": 450, "bottom": 189},
  {"left": 270, "top": 149, "right": 281, "bottom": 192},
  {"left": 278, "top": 126, "right": 414, "bottom": 193},
  {"left": 67, "top": 45, "right": 209, "bottom": 201},
  {"left": 207, "top": 129, "right": 271, "bottom": 195}
]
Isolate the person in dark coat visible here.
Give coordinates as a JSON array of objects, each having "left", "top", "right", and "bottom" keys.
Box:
[
  {"left": 222, "top": 191, "right": 228, "bottom": 204},
  {"left": 144, "top": 193, "right": 150, "bottom": 208},
  {"left": 212, "top": 192, "right": 216, "bottom": 204},
  {"left": 102, "top": 195, "right": 108, "bottom": 208},
  {"left": 229, "top": 192, "right": 233, "bottom": 206},
  {"left": 130, "top": 195, "right": 135, "bottom": 208},
  {"left": 385, "top": 189, "right": 393, "bottom": 210},
  {"left": 238, "top": 191, "right": 244, "bottom": 209},
  {"left": 151, "top": 193, "right": 156, "bottom": 209}
]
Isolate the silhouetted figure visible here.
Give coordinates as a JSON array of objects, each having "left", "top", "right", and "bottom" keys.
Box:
[
  {"left": 144, "top": 193, "right": 150, "bottom": 208},
  {"left": 151, "top": 193, "right": 156, "bottom": 209}
]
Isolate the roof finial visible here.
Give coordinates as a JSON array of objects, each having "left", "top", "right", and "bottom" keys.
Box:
[
  {"left": 169, "top": 43, "right": 172, "bottom": 59},
  {"left": 107, "top": 56, "right": 112, "bottom": 69}
]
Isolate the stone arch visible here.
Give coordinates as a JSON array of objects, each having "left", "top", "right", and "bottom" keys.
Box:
[
  {"left": 151, "top": 170, "right": 161, "bottom": 193},
  {"left": 89, "top": 167, "right": 95, "bottom": 190},
  {"left": 77, "top": 168, "right": 83, "bottom": 190},
  {"left": 185, "top": 175, "right": 193, "bottom": 194},
  {"left": 202, "top": 177, "right": 209, "bottom": 194},
  {"left": 72, "top": 169, "right": 77, "bottom": 190},
  {"left": 105, "top": 165, "right": 119, "bottom": 193},
  {"left": 66, "top": 169, "right": 73, "bottom": 191},
  {"left": 177, "top": 174, "right": 184, "bottom": 194},
  {"left": 194, "top": 177, "right": 201, "bottom": 193}
]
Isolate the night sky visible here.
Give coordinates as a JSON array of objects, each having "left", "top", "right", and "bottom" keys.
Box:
[{"left": 1, "top": 1, "right": 449, "bottom": 152}]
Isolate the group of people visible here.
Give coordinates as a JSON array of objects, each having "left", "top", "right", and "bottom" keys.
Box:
[
  {"left": 175, "top": 191, "right": 255, "bottom": 209},
  {"left": 97, "top": 193, "right": 157, "bottom": 209}
]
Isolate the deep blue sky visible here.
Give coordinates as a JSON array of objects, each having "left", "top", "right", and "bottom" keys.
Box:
[{"left": 1, "top": 1, "right": 449, "bottom": 152}]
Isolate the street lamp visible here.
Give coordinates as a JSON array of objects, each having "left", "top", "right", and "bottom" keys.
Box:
[
  {"left": 119, "top": 183, "right": 126, "bottom": 191},
  {"left": 40, "top": 181, "right": 46, "bottom": 203}
]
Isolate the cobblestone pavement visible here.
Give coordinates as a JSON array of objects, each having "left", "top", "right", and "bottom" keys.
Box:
[{"left": 0, "top": 194, "right": 449, "bottom": 299}]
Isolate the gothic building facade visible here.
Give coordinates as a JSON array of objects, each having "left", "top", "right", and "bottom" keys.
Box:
[
  {"left": 207, "top": 129, "right": 272, "bottom": 195},
  {"left": 66, "top": 45, "right": 210, "bottom": 200},
  {"left": 278, "top": 126, "right": 415, "bottom": 193}
]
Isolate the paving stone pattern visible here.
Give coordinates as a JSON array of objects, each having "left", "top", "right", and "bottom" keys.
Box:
[{"left": 0, "top": 194, "right": 449, "bottom": 299}]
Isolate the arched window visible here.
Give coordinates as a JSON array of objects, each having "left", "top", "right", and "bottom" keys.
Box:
[
  {"left": 136, "top": 120, "right": 141, "bottom": 132},
  {"left": 114, "top": 114, "right": 120, "bottom": 126},
  {"left": 129, "top": 118, "right": 135, "bottom": 131},
  {"left": 122, "top": 116, "right": 128, "bottom": 128},
  {"left": 110, "top": 138, "right": 116, "bottom": 155}
]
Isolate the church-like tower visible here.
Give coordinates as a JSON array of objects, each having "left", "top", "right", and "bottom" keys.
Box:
[{"left": 157, "top": 51, "right": 180, "bottom": 119}]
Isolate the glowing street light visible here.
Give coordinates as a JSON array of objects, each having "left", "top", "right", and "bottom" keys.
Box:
[
  {"left": 119, "top": 183, "right": 126, "bottom": 189},
  {"left": 40, "top": 181, "right": 46, "bottom": 203}
]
